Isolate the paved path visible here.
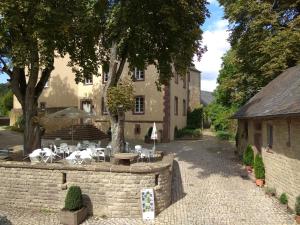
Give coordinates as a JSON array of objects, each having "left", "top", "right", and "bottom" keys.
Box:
[{"left": 0, "top": 134, "right": 296, "bottom": 225}]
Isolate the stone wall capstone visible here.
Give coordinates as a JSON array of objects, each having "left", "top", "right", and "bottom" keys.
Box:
[{"left": 0, "top": 155, "right": 174, "bottom": 218}]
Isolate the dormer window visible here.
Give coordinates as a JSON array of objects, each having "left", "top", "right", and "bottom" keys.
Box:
[
  {"left": 84, "top": 77, "right": 93, "bottom": 85},
  {"left": 134, "top": 68, "right": 144, "bottom": 81}
]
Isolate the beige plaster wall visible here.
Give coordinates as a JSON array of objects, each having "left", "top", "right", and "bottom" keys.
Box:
[
  {"left": 189, "top": 69, "right": 201, "bottom": 110},
  {"left": 169, "top": 74, "right": 188, "bottom": 140},
  {"left": 237, "top": 118, "right": 300, "bottom": 210}
]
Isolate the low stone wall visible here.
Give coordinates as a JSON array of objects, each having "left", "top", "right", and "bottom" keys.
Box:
[{"left": 0, "top": 155, "right": 174, "bottom": 218}]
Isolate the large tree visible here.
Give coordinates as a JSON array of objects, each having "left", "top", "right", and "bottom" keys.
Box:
[
  {"left": 66, "top": 0, "right": 208, "bottom": 153},
  {"left": 218, "top": 0, "right": 300, "bottom": 104},
  {"left": 0, "top": 0, "right": 208, "bottom": 155},
  {"left": 0, "top": 0, "right": 99, "bottom": 155}
]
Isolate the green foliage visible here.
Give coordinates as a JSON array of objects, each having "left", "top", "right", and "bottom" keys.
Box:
[
  {"left": 187, "top": 106, "right": 203, "bottom": 129},
  {"left": 218, "top": 0, "right": 300, "bottom": 106},
  {"left": 279, "top": 193, "right": 288, "bottom": 205},
  {"left": 107, "top": 79, "right": 134, "bottom": 114},
  {"left": 295, "top": 196, "right": 300, "bottom": 216},
  {"left": 175, "top": 127, "right": 202, "bottom": 138},
  {"left": 265, "top": 187, "right": 276, "bottom": 196},
  {"left": 243, "top": 145, "right": 254, "bottom": 166},
  {"left": 13, "top": 116, "right": 24, "bottom": 131},
  {"left": 0, "top": 90, "right": 13, "bottom": 116},
  {"left": 64, "top": 186, "right": 83, "bottom": 211},
  {"left": 216, "top": 130, "right": 232, "bottom": 140},
  {"left": 254, "top": 154, "right": 265, "bottom": 179},
  {"left": 205, "top": 102, "right": 237, "bottom": 135}
]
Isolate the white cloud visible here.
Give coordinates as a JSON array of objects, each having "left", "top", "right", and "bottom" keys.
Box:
[
  {"left": 194, "top": 19, "right": 230, "bottom": 92},
  {"left": 201, "top": 79, "right": 218, "bottom": 92}
]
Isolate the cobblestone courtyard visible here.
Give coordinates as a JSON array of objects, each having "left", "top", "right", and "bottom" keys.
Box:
[{"left": 0, "top": 133, "right": 296, "bottom": 225}]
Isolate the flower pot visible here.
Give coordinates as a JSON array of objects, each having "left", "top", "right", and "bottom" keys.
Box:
[
  {"left": 255, "top": 179, "right": 264, "bottom": 187},
  {"left": 296, "top": 215, "right": 300, "bottom": 224},
  {"left": 246, "top": 166, "right": 253, "bottom": 173},
  {"left": 60, "top": 207, "right": 88, "bottom": 225}
]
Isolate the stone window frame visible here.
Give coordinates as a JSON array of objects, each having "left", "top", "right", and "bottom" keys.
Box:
[
  {"left": 134, "top": 68, "right": 145, "bottom": 81},
  {"left": 183, "top": 99, "right": 186, "bottom": 116},
  {"left": 84, "top": 77, "right": 93, "bottom": 85},
  {"left": 174, "top": 96, "right": 178, "bottom": 116},
  {"left": 101, "top": 97, "right": 108, "bottom": 115},
  {"left": 134, "top": 96, "right": 145, "bottom": 115},
  {"left": 267, "top": 123, "right": 273, "bottom": 148}
]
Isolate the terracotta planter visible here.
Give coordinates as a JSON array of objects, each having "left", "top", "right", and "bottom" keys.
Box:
[
  {"left": 255, "top": 179, "right": 264, "bottom": 187},
  {"left": 60, "top": 207, "right": 88, "bottom": 225},
  {"left": 246, "top": 166, "right": 253, "bottom": 173},
  {"left": 296, "top": 215, "right": 300, "bottom": 224}
]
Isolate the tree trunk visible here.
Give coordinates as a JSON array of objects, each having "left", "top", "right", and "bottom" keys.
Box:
[
  {"left": 23, "top": 99, "right": 41, "bottom": 156},
  {"left": 110, "top": 110, "right": 125, "bottom": 154}
]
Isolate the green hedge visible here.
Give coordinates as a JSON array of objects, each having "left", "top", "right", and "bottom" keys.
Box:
[
  {"left": 187, "top": 106, "right": 203, "bottom": 129},
  {"left": 254, "top": 154, "right": 265, "bottom": 179},
  {"left": 64, "top": 186, "right": 83, "bottom": 211},
  {"left": 243, "top": 145, "right": 254, "bottom": 166},
  {"left": 216, "top": 130, "right": 232, "bottom": 140},
  {"left": 295, "top": 196, "right": 300, "bottom": 216},
  {"left": 279, "top": 193, "right": 288, "bottom": 204},
  {"left": 175, "top": 127, "right": 202, "bottom": 138}
]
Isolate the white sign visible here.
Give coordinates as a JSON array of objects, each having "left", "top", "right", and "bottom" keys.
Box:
[{"left": 141, "top": 188, "right": 155, "bottom": 220}]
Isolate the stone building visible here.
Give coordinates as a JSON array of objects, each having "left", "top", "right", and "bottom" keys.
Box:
[
  {"left": 234, "top": 66, "right": 300, "bottom": 210},
  {"left": 10, "top": 56, "right": 201, "bottom": 142}
]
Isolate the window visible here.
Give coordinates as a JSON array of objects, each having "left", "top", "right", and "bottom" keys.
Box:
[
  {"left": 267, "top": 124, "right": 273, "bottom": 148},
  {"left": 182, "top": 75, "right": 186, "bottom": 88},
  {"left": 244, "top": 121, "right": 248, "bottom": 140},
  {"left": 103, "top": 72, "right": 109, "bottom": 83},
  {"left": 101, "top": 97, "right": 108, "bottom": 115},
  {"left": 287, "top": 119, "right": 291, "bottom": 147},
  {"left": 175, "top": 73, "right": 179, "bottom": 84},
  {"left": 174, "top": 97, "right": 178, "bottom": 115},
  {"left": 84, "top": 77, "right": 93, "bottom": 85},
  {"left": 40, "top": 102, "right": 46, "bottom": 110},
  {"left": 134, "top": 124, "right": 141, "bottom": 135},
  {"left": 134, "top": 68, "right": 144, "bottom": 81},
  {"left": 183, "top": 99, "right": 186, "bottom": 116},
  {"left": 134, "top": 96, "right": 144, "bottom": 114}
]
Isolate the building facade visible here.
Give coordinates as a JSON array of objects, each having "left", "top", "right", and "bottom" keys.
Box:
[
  {"left": 11, "top": 56, "right": 201, "bottom": 142},
  {"left": 234, "top": 66, "right": 300, "bottom": 210}
]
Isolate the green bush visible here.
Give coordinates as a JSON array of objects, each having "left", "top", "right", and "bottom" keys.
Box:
[
  {"left": 216, "top": 130, "right": 232, "bottom": 140},
  {"left": 187, "top": 106, "right": 203, "bottom": 129},
  {"left": 243, "top": 145, "right": 254, "bottom": 166},
  {"left": 254, "top": 154, "right": 265, "bottom": 179},
  {"left": 295, "top": 196, "right": 300, "bottom": 216},
  {"left": 175, "top": 127, "right": 202, "bottom": 138},
  {"left": 279, "top": 193, "right": 288, "bottom": 204},
  {"left": 64, "top": 186, "right": 83, "bottom": 211}
]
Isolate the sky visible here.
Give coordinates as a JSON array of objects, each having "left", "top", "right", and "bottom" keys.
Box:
[
  {"left": 194, "top": 0, "right": 230, "bottom": 92},
  {"left": 0, "top": 1, "right": 230, "bottom": 89}
]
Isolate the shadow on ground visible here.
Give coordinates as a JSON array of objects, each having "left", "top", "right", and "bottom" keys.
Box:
[
  {"left": 159, "top": 134, "right": 248, "bottom": 180},
  {"left": 0, "top": 215, "right": 12, "bottom": 225}
]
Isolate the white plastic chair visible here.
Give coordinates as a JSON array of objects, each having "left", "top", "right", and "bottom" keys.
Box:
[
  {"left": 29, "top": 149, "right": 42, "bottom": 163},
  {"left": 41, "top": 148, "right": 58, "bottom": 163}
]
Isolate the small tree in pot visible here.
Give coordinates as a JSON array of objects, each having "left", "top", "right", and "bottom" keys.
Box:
[
  {"left": 254, "top": 154, "right": 265, "bottom": 187},
  {"left": 60, "top": 186, "right": 88, "bottom": 225},
  {"left": 295, "top": 195, "right": 300, "bottom": 224},
  {"left": 243, "top": 145, "right": 254, "bottom": 173}
]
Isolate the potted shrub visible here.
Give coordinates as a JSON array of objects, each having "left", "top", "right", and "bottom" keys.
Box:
[
  {"left": 243, "top": 145, "right": 254, "bottom": 173},
  {"left": 254, "top": 154, "right": 265, "bottom": 187},
  {"left": 60, "top": 186, "right": 88, "bottom": 225},
  {"left": 265, "top": 187, "right": 276, "bottom": 197},
  {"left": 295, "top": 195, "right": 300, "bottom": 224}
]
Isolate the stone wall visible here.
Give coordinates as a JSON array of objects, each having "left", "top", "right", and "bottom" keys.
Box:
[
  {"left": 0, "top": 155, "right": 173, "bottom": 218},
  {"left": 237, "top": 118, "right": 300, "bottom": 210}
]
